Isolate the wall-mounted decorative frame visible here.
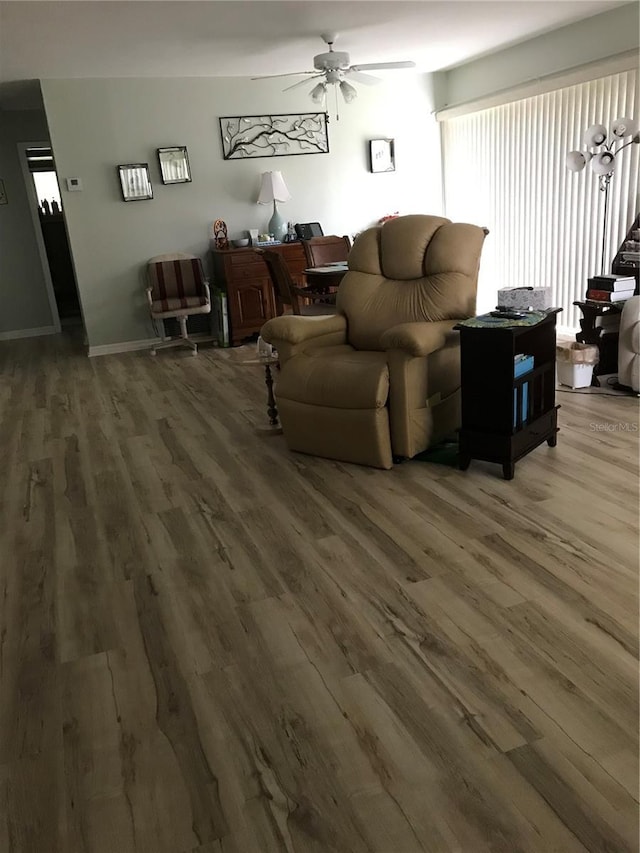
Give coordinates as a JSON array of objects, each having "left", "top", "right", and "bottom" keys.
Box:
[
  {"left": 117, "top": 163, "right": 153, "bottom": 201},
  {"left": 369, "top": 138, "right": 395, "bottom": 173},
  {"left": 220, "top": 113, "right": 329, "bottom": 160},
  {"left": 157, "top": 146, "right": 192, "bottom": 184}
]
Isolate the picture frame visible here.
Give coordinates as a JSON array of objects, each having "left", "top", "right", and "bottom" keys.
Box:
[
  {"left": 219, "top": 113, "right": 329, "bottom": 160},
  {"left": 157, "top": 146, "right": 191, "bottom": 184},
  {"left": 369, "top": 138, "right": 395, "bottom": 173},
  {"left": 117, "top": 163, "right": 153, "bottom": 201}
]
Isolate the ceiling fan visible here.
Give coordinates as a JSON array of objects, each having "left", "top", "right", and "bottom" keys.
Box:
[{"left": 252, "top": 33, "right": 416, "bottom": 106}]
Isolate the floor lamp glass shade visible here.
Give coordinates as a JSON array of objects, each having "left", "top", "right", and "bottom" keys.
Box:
[{"left": 258, "top": 171, "right": 291, "bottom": 240}]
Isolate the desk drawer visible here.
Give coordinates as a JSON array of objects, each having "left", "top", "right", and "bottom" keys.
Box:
[
  {"left": 229, "top": 250, "right": 262, "bottom": 267},
  {"left": 232, "top": 263, "right": 268, "bottom": 281}
]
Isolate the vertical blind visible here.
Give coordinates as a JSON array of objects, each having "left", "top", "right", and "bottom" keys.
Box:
[{"left": 441, "top": 70, "right": 639, "bottom": 330}]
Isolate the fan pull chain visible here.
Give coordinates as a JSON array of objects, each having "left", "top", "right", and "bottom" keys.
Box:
[{"left": 335, "top": 84, "right": 340, "bottom": 122}]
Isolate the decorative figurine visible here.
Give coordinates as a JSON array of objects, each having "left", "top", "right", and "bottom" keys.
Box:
[
  {"left": 51, "top": 200, "right": 60, "bottom": 214},
  {"left": 41, "top": 199, "right": 51, "bottom": 216},
  {"left": 213, "top": 219, "right": 229, "bottom": 250}
]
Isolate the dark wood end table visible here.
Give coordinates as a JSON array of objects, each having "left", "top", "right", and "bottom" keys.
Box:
[{"left": 573, "top": 300, "right": 624, "bottom": 386}]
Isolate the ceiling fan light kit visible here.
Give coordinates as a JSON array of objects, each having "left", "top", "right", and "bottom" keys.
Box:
[
  {"left": 252, "top": 33, "right": 416, "bottom": 111},
  {"left": 310, "top": 82, "right": 327, "bottom": 104},
  {"left": 339, "top": 80, "right": 358, "bottom": 104}
]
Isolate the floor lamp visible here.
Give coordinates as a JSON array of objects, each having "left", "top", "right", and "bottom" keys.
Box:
[{"left": 566, "top": 118, "right": 639, "bottom": 276}]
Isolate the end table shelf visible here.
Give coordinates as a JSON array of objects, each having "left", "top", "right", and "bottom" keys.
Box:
[
  {"left": 573, "top": 299, "right": 623, "bottom": 385},
  {"left": 455, "top": 309, "right": 561, "bottom": 479}
]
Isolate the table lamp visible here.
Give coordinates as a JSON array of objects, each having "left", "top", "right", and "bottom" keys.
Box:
[{"left": 257, "top": 171, "right": 291, "bottom": 241}]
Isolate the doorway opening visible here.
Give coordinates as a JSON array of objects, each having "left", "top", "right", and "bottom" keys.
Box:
[{"left": 23, "top": 145, "right": 83, "bottom": 327}]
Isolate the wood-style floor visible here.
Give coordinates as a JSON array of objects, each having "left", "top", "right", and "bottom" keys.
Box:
[{"left": 0, "top": 332, "right": 638, "bottom": 853}]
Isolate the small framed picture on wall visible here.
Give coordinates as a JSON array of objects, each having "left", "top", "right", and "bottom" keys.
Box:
[{"left": 369, "top": 138, "right": 395, "bottom": 173}]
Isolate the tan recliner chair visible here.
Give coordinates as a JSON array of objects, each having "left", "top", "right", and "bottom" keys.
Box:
[
  {"left": 618, "top": 295, "right": 640, "bottom": 392},
  {"left": 261, "top": 214, "right": 488, "bottom": 469}
]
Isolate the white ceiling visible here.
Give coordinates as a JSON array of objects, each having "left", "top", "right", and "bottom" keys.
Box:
[{"left": 0, "top": 1, "right": 627, "bottom": 92}]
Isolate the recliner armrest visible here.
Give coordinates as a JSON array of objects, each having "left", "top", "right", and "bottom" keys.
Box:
[
  {"left": 381, "top": 321, "right": 459, "bottom": 356},
  {"left": 262, "top": 313, "right": 347, "bottom": 345}
]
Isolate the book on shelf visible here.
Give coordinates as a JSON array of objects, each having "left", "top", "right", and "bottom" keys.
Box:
[
  {"left": 587, "top": 274, "right": 636, "bottom": 292},
  {"left": 586, "top": 288, "right": 635, "bottom": 302}
]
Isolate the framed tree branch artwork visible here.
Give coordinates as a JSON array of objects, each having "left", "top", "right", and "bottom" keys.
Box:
[
  {"left": 220, "top": 113, "right": 329, "bottom": 160},
  {"left": 369, "top": 138, "right": 395, "bottom": 173}
]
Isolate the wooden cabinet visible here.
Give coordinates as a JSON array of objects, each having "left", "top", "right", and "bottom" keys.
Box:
[
  {"left": 455, "top": 309, "right": 561, "bottom": 480},
  {"left": 211, "top": 243, "right": 307, "bottom": 345}
]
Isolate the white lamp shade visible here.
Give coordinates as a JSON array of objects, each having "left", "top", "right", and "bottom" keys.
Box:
[
  {"left": 339, "top": 80, "right": 358, "bottom": 103},
  {"left": 310, "top": 82, "right": 326, "bottom": 103},
  {"left": 582, "top": 124, "right": 607, "bottom": 147},
  {"left": 591, "top": 151, "right": 615, "bottom": 175},
  {"left": 565, "top": 150, "right": 587, "bottom": 172},
  {"left": 257, "top": 171, "right": 291, "bottom": 204},
  {"left": 612, "top": 117, "right": 638, "bottom": 138}
]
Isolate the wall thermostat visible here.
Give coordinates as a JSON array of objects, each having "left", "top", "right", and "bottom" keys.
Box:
[{"left": 66, "top": 177, "right": 82, "bottom": 192}]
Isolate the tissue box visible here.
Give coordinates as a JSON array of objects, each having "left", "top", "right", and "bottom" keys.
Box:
[{"left": 498, "top": 287, "right": 552, "bottom": 311}]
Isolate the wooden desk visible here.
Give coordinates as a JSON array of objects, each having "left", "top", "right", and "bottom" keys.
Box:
[
  {"left": 211, "top": 243, "right": 307, "bottom": 345},
  {"left": 304, "top": 263, "right": 348, "bottom": 291}
]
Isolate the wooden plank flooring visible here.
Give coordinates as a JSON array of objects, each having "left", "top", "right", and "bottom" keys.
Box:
[{"left": 0, "top": 332, "right": 638, "bottom": 853}]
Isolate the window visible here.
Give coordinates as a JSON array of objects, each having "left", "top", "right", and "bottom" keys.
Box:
[
  {"left": 441, "top": 70, "right": 639, "bottom": 329},
  {"left": 26, "top": 147, "right": 62, "bottom": 210}
]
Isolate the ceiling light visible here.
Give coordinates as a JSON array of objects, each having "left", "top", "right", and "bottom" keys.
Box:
[
  {"left": 339, "top": 80, "right": 357, "bottom": 103},
  {"left": 310, "top": 82, "right": 326, "bottom": 104}
]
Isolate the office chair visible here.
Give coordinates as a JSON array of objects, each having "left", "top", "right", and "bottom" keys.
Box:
[
  {"left": 146, "top": 253, "right": 211, "bottom": 356},
  {"left": 256, "top": 249, "right": 336, "bottom": 316},
  {"left": 302, "top": 235, "right": 351, "bottom": 268}
]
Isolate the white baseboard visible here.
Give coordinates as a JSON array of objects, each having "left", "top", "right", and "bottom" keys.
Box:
[
  {"left": 88, "top": 338, "right": 160, "bottom": 357},
  {"left": 0, "top": 325, "right": 58, "bottom": 341}
]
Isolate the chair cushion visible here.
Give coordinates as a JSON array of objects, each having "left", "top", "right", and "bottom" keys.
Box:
[
  {"left": 148, "top": 256, "right": 207, "bottom": 306},
  {"left": 150, "top": 295, "right": 209, "bottom": 318},
  {"left": 277, "top": 346, "right": 389, "bottom": 409}
]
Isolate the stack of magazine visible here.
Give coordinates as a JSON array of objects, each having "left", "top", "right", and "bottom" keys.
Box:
[{"left": 586, "top": 274, "right": 636, "bottom": 303}]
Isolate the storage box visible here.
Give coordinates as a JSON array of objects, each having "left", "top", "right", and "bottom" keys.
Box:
[
  {"left": 498, "top": 287, "right": 552, "bottom": 311},
  {"left": 514, "top": 354, "right": 534, "bottom": 427},
  {"left": 557, "top": 362, "right": 594, "bottom": 389},
  {"left": 555, "top": 342, "right": 598, "bottom": 388}
]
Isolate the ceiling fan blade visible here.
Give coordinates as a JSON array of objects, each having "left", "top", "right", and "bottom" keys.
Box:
[
  {"left": 345, "top": 70, "right": 380, "bottom": 86},
  {"left": 251, "top": 71, "right": 316, "bottom": 81},
  {"left": 283, "top": 74, "right": 324, "bottom": 92},
  {"left": 350, "top": 61, "right": 416, "bottom": 72}
]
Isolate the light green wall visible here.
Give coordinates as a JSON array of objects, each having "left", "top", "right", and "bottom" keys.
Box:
[
  {"left": 435, "top": 3, "right": 640, "bottom": 110},
  {"left": 41, "top": 75, "right": 441, "bottom": 348},
  {"left": 0, "top": 109, "right": 54, "bottom": 334}
]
